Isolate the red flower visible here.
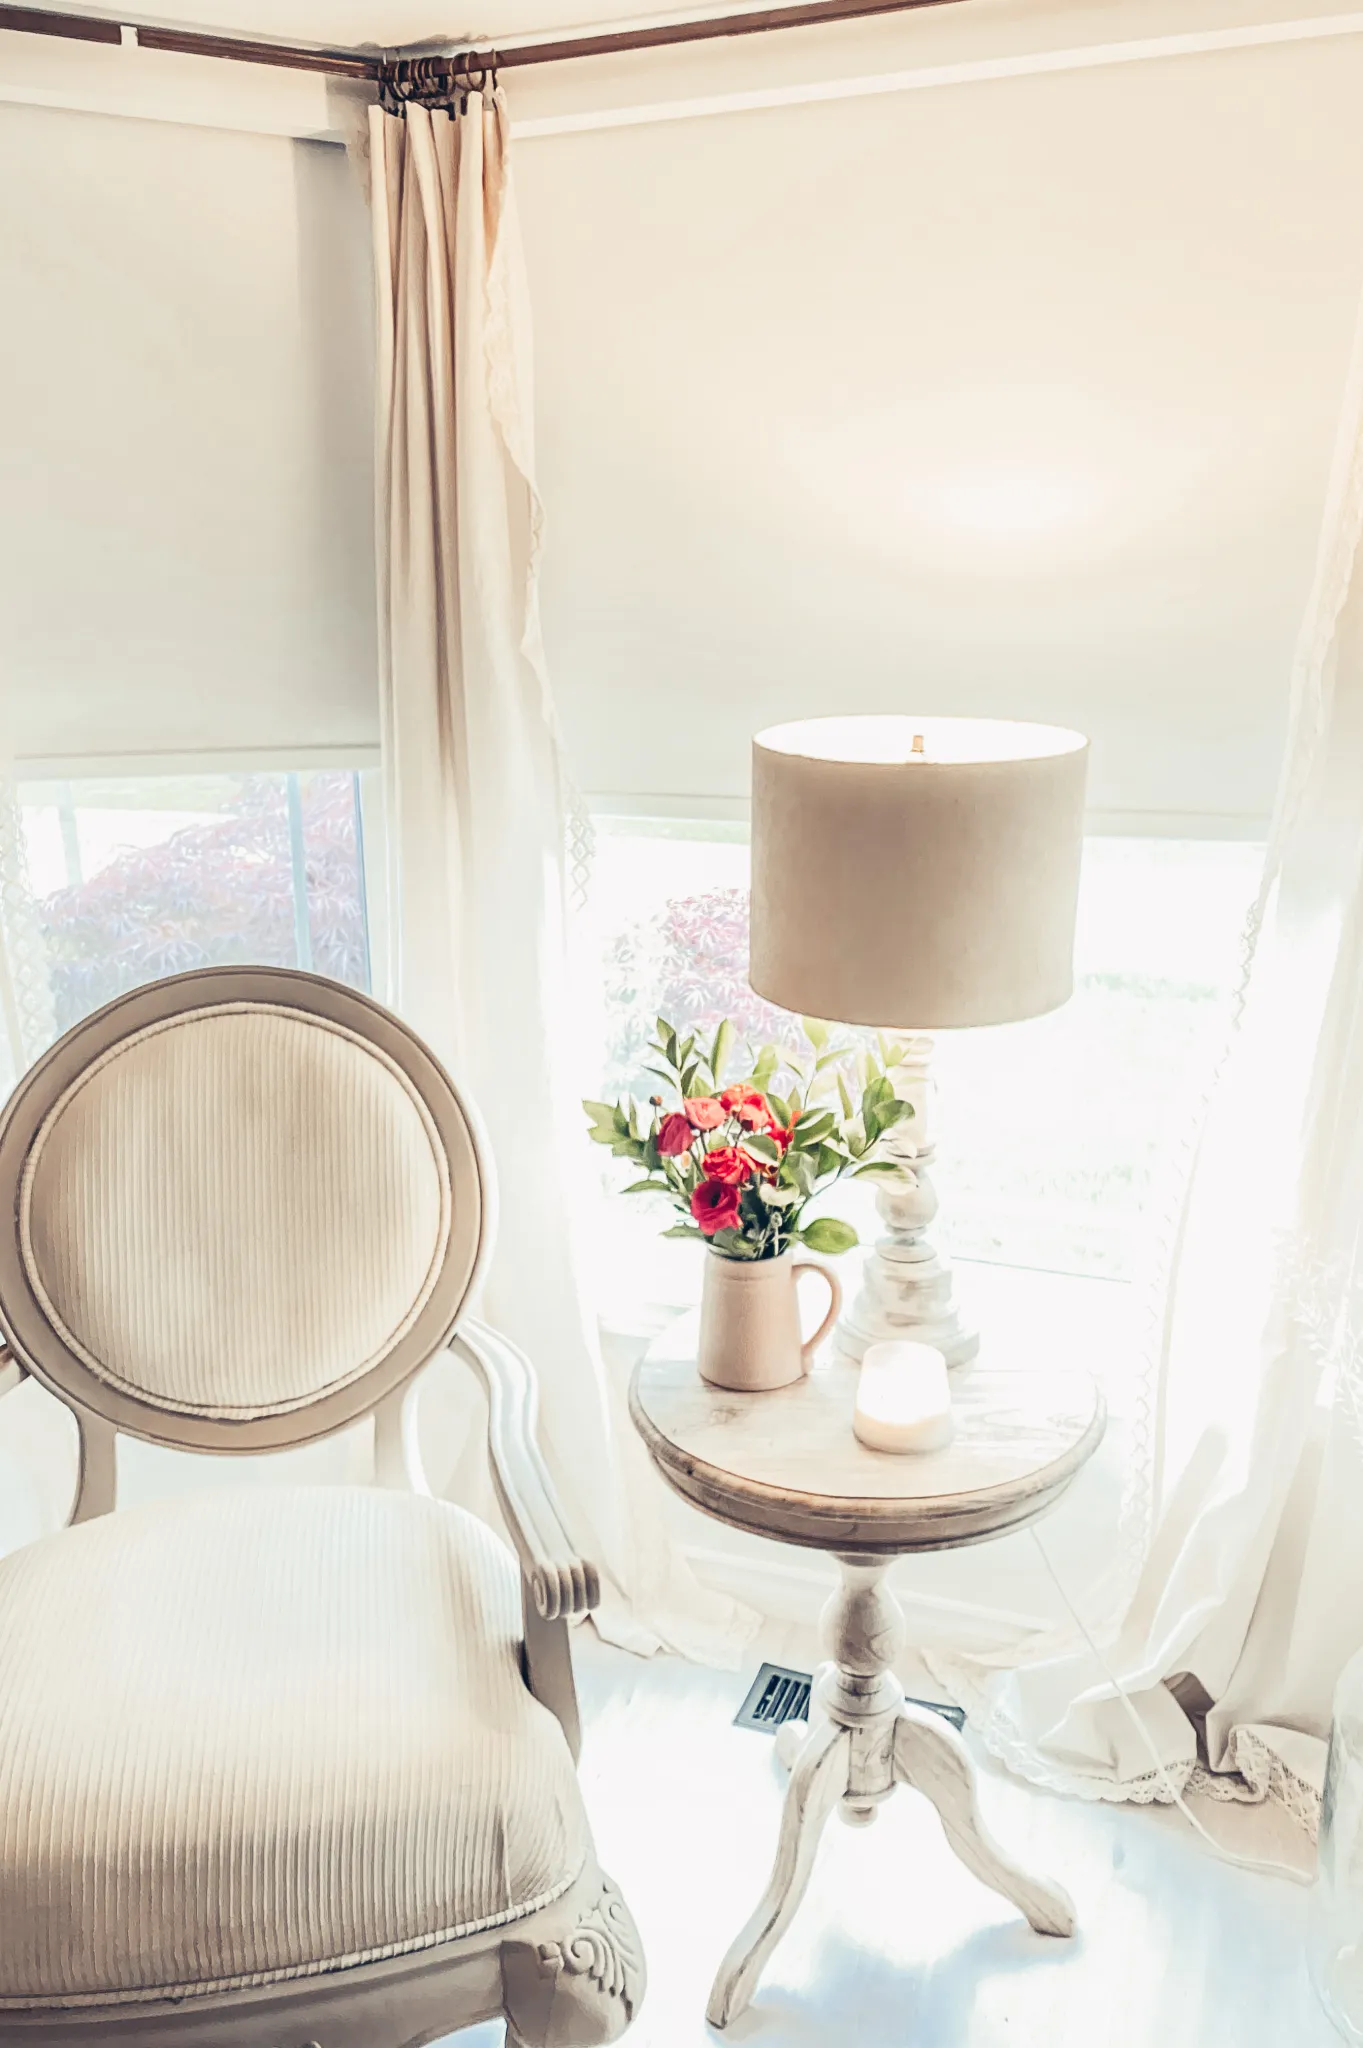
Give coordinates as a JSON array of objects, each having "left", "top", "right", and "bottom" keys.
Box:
[
  {"left": 700, "top": 1145, "right": 752, "bottom": 1187},
  {"left": 769, "top": 1123, "right": 794, "bottom": 1153},
  {"left": 720, "top": 1084, "right": 774, "bottom": 1131},
  {"left": 656, "top": 1112, "right": 694, "bottom": 1156},
  {"left": 685, "top": 1096, "right": 726, "bottom": 1131},
  {"left": 691, "top": 1178, "right": 743, "bottom": 1236}
]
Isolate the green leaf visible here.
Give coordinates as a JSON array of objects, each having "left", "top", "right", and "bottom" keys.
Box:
[
  {"left": 741, "top": 1132, "right": 781, "bottom": 1165},
  {"left": 582, "top": 1099, "right": 616, "bottom": 1125},
  {"left": 816, "top": 1143, "right": 846, "bottom": 1178},
  {"left": 851, "top": 1159, "right": 911, "bottom": 1178},
  {"left": 621, "top": 1177, "right": 664, "bottom": 1193},
  {"left": 712, "top": 1227, "right": 758, "bottom": 1259},
  {"left": 680, "top": 1062, "right": 701, "bottom": 1097},
  {"left": 877, "top": 1096, "right": 913, "bottom": 1130},
  {"left": 661, "top": 1224, "right": 703, "bottom": 1240},
  {"left": 751, "top": 1044, "right": 779, "bottom": 1090},
  {"left": 793, "top": 1108, "right": 835, "bottom": 1146},
  {"left": 800, "top": 1216, "right": 858, "bottom": 1255},
  {"left": 710, "top": 1018, "right": 735, "bottom": 1087},
  {"left": 837, "top": 1074, "right": 855, "bottom": 1122},
  {"left": 802, "top": 1016, "right": 829, "bottom": 1051},
  {"left": 792, "top": 1149, "right": 818, "bottom": 1196},
  {"left": 767, "top": 1091, "right": 791, "bottom": 1128},
  {"left": 757, "top": 1181, "right": 798, "bottom": 1207}
]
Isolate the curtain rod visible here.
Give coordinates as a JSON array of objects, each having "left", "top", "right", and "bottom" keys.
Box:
[{"left": 0, "top": 0, "right": 971, "bottom": 80}]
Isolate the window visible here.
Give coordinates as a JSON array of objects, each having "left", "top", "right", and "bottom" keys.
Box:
[
  {"left": 575, "top": 818, "right": 1264, "bottom": 1314},
  {"left": 19, "top": 771, "right": 371, "bottom": 1036}
]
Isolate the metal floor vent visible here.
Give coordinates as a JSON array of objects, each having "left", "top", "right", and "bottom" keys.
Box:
[
  {"left": 735, "top": 1663, "right": 812, "bottom": 1731},
  {"left": 734, "top": 1662, "right": 968, "bottom": 1735}
]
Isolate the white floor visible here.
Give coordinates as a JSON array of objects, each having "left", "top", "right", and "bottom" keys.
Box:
[{"left": 456, "top": 1632, "right": 1335, "bottom": 2048}]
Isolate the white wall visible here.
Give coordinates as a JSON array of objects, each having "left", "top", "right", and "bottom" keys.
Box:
[
  {"left": 0, "top": 100, "right": 377, "bottom": 771},
  {"left": 515, "top": 16, "right": 1363, "bottom": 830}
]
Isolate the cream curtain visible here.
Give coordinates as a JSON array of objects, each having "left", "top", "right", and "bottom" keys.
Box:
[
  {"left": 936, "top": 272, "right": 1363, "bottom": 1830},
  {"left": 366, "top": 91, "right": 754, "bottom": 1664}
]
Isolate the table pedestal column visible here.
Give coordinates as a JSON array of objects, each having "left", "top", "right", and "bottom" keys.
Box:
[{"left": 706, "top": 1553, "right": 1075, "bottom": 2030}]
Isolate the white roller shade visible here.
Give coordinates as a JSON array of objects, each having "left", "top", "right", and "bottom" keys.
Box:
[
  {"left": 518, "top": 27, "right": 1363, "bottom": 833},
  {"left": 0, "top": 101, "right": 377, "bottom": 772}
]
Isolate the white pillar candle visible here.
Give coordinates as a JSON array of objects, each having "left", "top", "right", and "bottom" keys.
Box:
[{"left": 852, "top": 1340, "right": 954, "bottom": 1453}]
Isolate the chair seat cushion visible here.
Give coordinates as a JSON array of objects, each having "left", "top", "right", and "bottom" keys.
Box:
[{"left": 0, "top": 1487, "right": 590, "bottom": 2008}]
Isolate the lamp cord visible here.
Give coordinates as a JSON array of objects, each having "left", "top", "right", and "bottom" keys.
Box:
[{"left": 1026, "top": 1528, "right": 1313, "bottom": 1887}]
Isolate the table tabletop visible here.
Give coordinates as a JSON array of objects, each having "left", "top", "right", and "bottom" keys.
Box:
[{"left": 630, "top": 1309, "right": 1105, "bottom": 1555}]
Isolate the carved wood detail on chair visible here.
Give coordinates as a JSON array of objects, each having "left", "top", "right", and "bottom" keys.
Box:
[{"left": 503, "top": 1870, "right": 646, "bottom": 2048}]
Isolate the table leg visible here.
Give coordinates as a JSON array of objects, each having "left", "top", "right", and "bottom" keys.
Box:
[
  {"left": 710, "top": 1553, "right": 1076, "bottom": 2028},
  {"left": 706, "top": 1716, "right": 851, "bottom": 2028},
  {"left": 892, "top": 1705, "right": 1075, "bottom": 1937}
]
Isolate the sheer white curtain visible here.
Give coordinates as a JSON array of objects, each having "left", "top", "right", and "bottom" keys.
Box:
[
  {"left": 366, "top": 89, "right": 754, "bottom": 1665},
  {"left": 937, "top": 276, "right": 1363, "bottom": 1829}
]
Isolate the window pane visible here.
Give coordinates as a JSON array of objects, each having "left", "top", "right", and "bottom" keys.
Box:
[
  {"left": 20, "top": 771, "right": 371, "bottom": 1035},
  {"left": 577, "top": 819, "right": 1263, "bottom": 1292}
]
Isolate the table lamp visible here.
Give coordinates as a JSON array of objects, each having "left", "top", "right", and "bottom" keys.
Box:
[{"left": 748, "top": 714, "right": 1088, "bottom": 1365}]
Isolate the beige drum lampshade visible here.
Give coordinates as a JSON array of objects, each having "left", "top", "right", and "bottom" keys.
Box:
[{"left": 749, "top": 716, "right": 1089, "bottom": 1029}]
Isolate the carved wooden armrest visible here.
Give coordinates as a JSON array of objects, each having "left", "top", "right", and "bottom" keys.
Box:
[
  {"left": 451, "top": 1319, "right": 600, "bottom": 1622},
  {"left": 0, "top": 1340, "right": 26, "bottom": 1402}
]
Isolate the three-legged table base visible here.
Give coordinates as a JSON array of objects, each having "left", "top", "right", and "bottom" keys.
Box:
[{"left": 707, "top": 1555, "right": 1075, "bottom": 2030}]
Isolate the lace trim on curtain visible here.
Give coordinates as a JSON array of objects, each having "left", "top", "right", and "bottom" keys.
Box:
[
  {"left": 1189, "top": 1734, "right": 1322, "bottom": 1836},
  {"left": 935, "top": 1655, "right": 1321, "bottom": 1834}
]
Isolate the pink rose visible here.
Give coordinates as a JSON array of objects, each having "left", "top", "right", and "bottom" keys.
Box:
[
  {"left": 685, "top": 1096, "right": 726, "bottom": 1131},
  {"left": 691, "top": 1179, "right": 743, "bottom": 1236},
  {"left": 657, "top": 1113, "right": 694, "bottom": 1156},
  {"left": 720, "top": 1084, "right": 775, "bottom": 1132},
  {"left": 700, "top": 1145, "right": 752, "bottom": 1187}
]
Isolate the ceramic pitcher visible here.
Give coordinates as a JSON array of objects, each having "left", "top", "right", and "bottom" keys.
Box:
[{"left": 697, "top": 1247, "right": 843, "bottom": 1392}]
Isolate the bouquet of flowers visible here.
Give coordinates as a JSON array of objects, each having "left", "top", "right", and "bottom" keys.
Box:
[{"left": 584, "top": 1016, "right": 913, "bottom": 1261}]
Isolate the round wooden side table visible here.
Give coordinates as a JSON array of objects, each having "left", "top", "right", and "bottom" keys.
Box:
[{"left": 629, "top": 1309, "right": 1106, "bottom": 2029}]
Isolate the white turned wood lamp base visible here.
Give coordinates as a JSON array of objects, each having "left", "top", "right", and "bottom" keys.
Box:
[{"left": 836, "top": 1036, "right": 980, "bottom": 1369}]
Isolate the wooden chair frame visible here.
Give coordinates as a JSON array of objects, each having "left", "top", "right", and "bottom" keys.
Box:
[{"left": 0, "top": 966, "right": 643, "bottom": 2048}]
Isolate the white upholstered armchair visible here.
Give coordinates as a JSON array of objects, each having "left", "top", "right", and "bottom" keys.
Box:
[{"left": 0, "top": 967, "right": 644, "bottom": 2048}]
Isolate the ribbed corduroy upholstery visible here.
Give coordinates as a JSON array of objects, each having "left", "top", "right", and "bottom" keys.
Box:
[
  {"left": 0, "top": 1487, "right": 589, "bottom": 2007},
  {"left": 18, "top": 1005, "right": 452, "bottom": 1419}
]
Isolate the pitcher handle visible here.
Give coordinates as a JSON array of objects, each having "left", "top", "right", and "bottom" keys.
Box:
[{"left": 792, "top": 1260, "right": 843, "bottom": 1372}]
